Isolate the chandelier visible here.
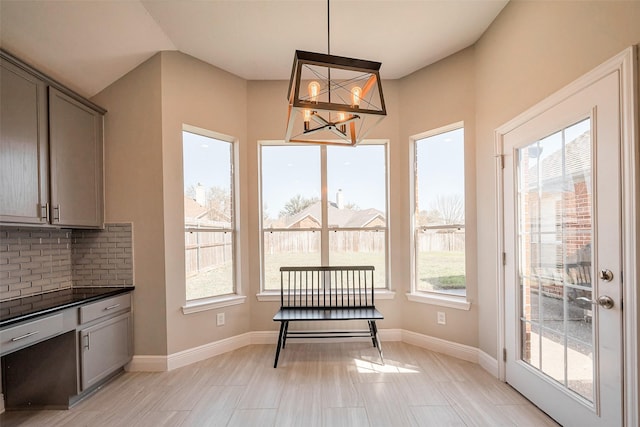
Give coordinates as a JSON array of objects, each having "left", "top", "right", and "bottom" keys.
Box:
[{"left": 284, "top": 1, "right": 386, "bottom": 146}]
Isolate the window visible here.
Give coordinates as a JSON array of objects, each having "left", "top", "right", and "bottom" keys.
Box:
[
  {"left": 183, "top": 129, "right": 235, "bottom": 300},
  {"left": 260, "top": 142, "right": 388, "bottom": 290},
  {"left": 413, "top": 125, "right": 466, "bottom": 296}
]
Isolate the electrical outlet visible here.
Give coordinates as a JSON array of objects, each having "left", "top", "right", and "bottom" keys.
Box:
[
  {"left": 216, "top": 312, "right": 225, "bottom": 326},
  {"left": 437, "top": 311, "right": 446, "bottom": 325}
]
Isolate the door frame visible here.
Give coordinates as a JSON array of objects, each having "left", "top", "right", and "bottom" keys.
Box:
[{"left": 495, "top": 46, "right": 639, "bottom": 425}]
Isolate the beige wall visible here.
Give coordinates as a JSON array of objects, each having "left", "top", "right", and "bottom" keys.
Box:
[
  {"left": 159, "top": 51, "right": 250, "bottom": 354},
  {"left": 92, "top": 0, "right": 640, "bottom": 359},
  {"left": 92, "top": 54, "right": 168, "bottom": 355},
  {"left": 473, "top": 0, "right": 640, "bottom": 357},
  {"left": 398, "top": 47, "right": 478, "bottom": 346}
]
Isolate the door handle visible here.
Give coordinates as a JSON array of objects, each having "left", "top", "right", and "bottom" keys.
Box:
[{"left": 576, "top": 295, "right": 614, "bottom": 309}]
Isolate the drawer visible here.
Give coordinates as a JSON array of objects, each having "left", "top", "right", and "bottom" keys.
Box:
[
  {"left": 80, "top": 293, "right": 131, "bottom": 324},
  {"left": 0, "top": 313, "right": 64, "bottom": 356}
]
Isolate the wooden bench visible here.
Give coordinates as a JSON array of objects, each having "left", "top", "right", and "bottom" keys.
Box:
[{"left": 272, "top": 266, "right": 384, "bottom": 368}]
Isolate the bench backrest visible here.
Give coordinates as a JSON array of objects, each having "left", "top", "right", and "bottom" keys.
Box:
[{"left": 279, "top": 266, "right": 376, "bottom": 309}]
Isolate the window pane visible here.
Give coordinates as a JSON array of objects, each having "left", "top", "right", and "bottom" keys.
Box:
[
  {"left": 260, "top": 143, "right": 388, "bottom": 291},
  {"left": 262, "top": 145, "right": 321, "bottom": 229},
  {"left": 185, "top": 231, "right": 233, "bottom": 298},
  {"left": 329, "top": 230, "right": 386, "bottom": 288},
  {"left": 263, "top": 230, "right": 321, "bottom": 290},
  {"left": 183, "top": 131, "right": 234, "bottom": 300},
  {"left": 415, "top": 127, "right": 466, "bottom": 295},
  {"left": 327, "top": 145, "right": 386, "bottom": 228}
]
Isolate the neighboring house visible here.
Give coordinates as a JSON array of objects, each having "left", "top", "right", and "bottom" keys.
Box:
[
  {"left": 282, "top": 201, "right": 385, "bottom": 229},
  {"left": 184, "top": 196, "right": 230, "bottom": 228}
]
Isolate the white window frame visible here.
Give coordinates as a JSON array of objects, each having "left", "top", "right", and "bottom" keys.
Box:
[
  {"left": 257, "top": 140, "right": 394, "bottom": 300},
  {"left": 181, "top": 124, "right": 245, "bottom": 314},
  {"left": 409, "top": 122, "right": 471, "bottom": 310}
]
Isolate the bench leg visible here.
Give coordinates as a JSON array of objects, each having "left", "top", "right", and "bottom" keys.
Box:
[
  {"left": 282, "top": 321, "right": 290, "bottom": 349},
  {"left": 274, "top": 322, "right": 287, "bottom": 368},
  {"left": 367, "top": 320, "right": 377, "bottom": 347},
  {"left": 370, "top": 320, "right": 384, "bottom": 365}
]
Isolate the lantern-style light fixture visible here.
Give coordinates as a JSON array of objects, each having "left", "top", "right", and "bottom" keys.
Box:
[{"left": 284, "top": 2, "right": 386, "bottom": 146}]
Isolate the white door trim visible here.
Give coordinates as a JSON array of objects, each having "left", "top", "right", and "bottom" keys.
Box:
[{"left": 495, "top": 46, "right": 638, "bottom": 426}]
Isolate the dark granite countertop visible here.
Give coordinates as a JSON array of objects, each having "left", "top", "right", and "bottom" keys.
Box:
[{"left": 0, "top": 287, "right": 134, "bottom": 328}]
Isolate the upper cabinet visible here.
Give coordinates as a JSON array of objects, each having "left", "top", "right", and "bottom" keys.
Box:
[
  {"left": 49, "top": 88, "right": 103, "bottom": 227},
  {"left": 0, "top": 51, "right": 105, "bottom": 228},
  {"left": 0, "top": 59, "right": 49, "bottom": 225}
]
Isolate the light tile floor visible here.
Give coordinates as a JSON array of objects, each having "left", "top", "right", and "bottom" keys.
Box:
[{"left": 0, "top": 342, "right": 559, "bottom": 426}]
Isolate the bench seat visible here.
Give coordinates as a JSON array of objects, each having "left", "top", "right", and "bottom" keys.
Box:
[
  {"left": 274, "top": 307, "right": 384, "bottom": 322},
  {"left": 273, "top": 266, "right": 384, "bottom": 367}
]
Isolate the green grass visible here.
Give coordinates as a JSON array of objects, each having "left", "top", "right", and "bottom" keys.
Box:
[
  {"left": 417, "top": 251, "right": 466, "bottom": 292},
  {"left": 186, "top": 262, "right": 233, "bottom": 300},
  {"left": 185, "top": 250, "right": 465, "bottom": 298},
  {"left": 263, "top": 251, "right": 386, "bottom": 290}
]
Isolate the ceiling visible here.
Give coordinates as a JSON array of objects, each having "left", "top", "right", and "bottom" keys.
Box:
[{"left": 0, "top": 0, "right": 509, "bottom": 98}]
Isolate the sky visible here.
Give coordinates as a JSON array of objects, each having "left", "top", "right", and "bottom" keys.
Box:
[
  {"left": 416, "top": 127, "right": 465, "bottom": 211},
  {"left": 183, "top": 131, "right": 232, "bottom": 193},
  {"left": 183, "top": 128, "right": 468, "bottom": 218},
  {"left": 261, "top": 144, "right": 386, "bottom": 218}
]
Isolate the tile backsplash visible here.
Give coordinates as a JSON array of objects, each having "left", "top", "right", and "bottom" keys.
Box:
[
  {"left": 0, "top": 223, "right": 133, "bottom": 301},
  {"left": 72, "top": 224, "right": 133, "bottom": 287}
]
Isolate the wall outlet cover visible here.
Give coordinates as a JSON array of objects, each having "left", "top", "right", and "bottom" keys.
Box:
[{"left": 216, "top": 312, "right": 225, "bottom": 326}]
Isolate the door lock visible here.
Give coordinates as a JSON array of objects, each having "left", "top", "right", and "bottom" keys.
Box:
[{"left": 599, "top": 269, "right": 614, "bottom": 282}]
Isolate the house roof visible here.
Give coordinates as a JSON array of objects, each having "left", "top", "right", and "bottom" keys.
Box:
[
  {"left": 282, "top": 201, "right": 385, "bottom": 229},
  {"left": 531, "top": 131, "right": 591, "bottom": 184}
]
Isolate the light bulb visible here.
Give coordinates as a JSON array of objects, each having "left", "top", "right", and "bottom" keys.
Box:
[
  {"left": 338, "top": 112, "right": 346, "bottom": 134},
  {"left": 351, "top": 86, "right": 362, "bottom": 107},
  {"left": 308, "top": 81, "right": 320, "bottom": 103},
  {"left": 303, "top": 109, "right": 311, "bottom": 131}
]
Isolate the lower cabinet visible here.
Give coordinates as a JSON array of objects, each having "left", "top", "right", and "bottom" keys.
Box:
[
  {"left": 0, "top": 291, "right": 133, "bottom": 409},
  {"left": 79, "top": 312, "right": 132, "bottom": 391}
]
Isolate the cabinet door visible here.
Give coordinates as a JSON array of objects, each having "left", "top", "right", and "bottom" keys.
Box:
[
  {"left": 79, "top": 312, "right": 132, "bottom": 391},
  {"left": 49, "top": 87, "right": 104, "bottom": 228},
  {"left": 0, "top": 59, "right": 49, "bottom": 224}
]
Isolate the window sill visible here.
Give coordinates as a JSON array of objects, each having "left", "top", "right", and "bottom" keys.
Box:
[
  {"left": 406, "top": 292, "right": 471, "bottom": 310},
  {"left": 182, "top": 295, "right": 247, "bottom": 315},
  {"left": 256, "top": 290, "right": 396, "bottom": 302}
]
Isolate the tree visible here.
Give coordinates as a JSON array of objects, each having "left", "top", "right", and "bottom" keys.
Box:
[
  {"left": 279, "top": 194, "right": 318, "bottom": 218},
  {"left": 206, "top": 186, "right": 231, "bottom": 219},
  {"left": 431, "top": 194, "right": 464, "bottom": 225}
]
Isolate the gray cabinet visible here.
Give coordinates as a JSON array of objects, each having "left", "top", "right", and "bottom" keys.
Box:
[
  {"left": 49, "top": 88, "right": 104, "bottom": 227},
  {"left": 78, "top": 293, "right": 133, "bottom": 391},
  {"left": 0, "top": 51, "right": 105, "bottom": 228},
  {"left": 79, "top": 312, "right": 132, "bottom": 390},
  {"left": 0, "top": 58, "right": 49, "bottom": 224},
  {"left": 0, "top": 291, "right": 133, "bottom": 409}
]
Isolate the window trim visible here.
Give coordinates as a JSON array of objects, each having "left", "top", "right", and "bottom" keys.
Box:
[
  {"left": 258, "top": 139, "right": 390, "bottom": 293},
  {"left": 409, "top": 122, "right": 470, "bottom": 309},
  {"left": 182, "top": 124, "right": 241, "bottom": 307}
]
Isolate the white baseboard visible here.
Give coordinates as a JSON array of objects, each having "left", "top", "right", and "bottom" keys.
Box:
[
  {"left": 126, "top": 328, "right": 499, "bottom": 379},
  {"left": 167, "top": 332, "right": 252, "bottom": 371},
  {"left": 400, "top": 330, "right": 479, "bottom": 364},
  {"left": 478, "top": 350, "right": 499, "bottom": 378}
]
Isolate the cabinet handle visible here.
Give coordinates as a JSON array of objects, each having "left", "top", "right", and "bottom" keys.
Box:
[
  {"left": 104, "top": 304, "right": 121, "bottom": 311},
  {"left": 41, "top": 203, "right": 50, "bottom": 222},
  {"left": 53, "top": 204, "right": 61, "bottom": 222},
  {"left": 11, "top": 331, "right": 40, "bottom": 342},
  {"left": 84, "top": 334, "right": 90, "bottom": 350}
]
